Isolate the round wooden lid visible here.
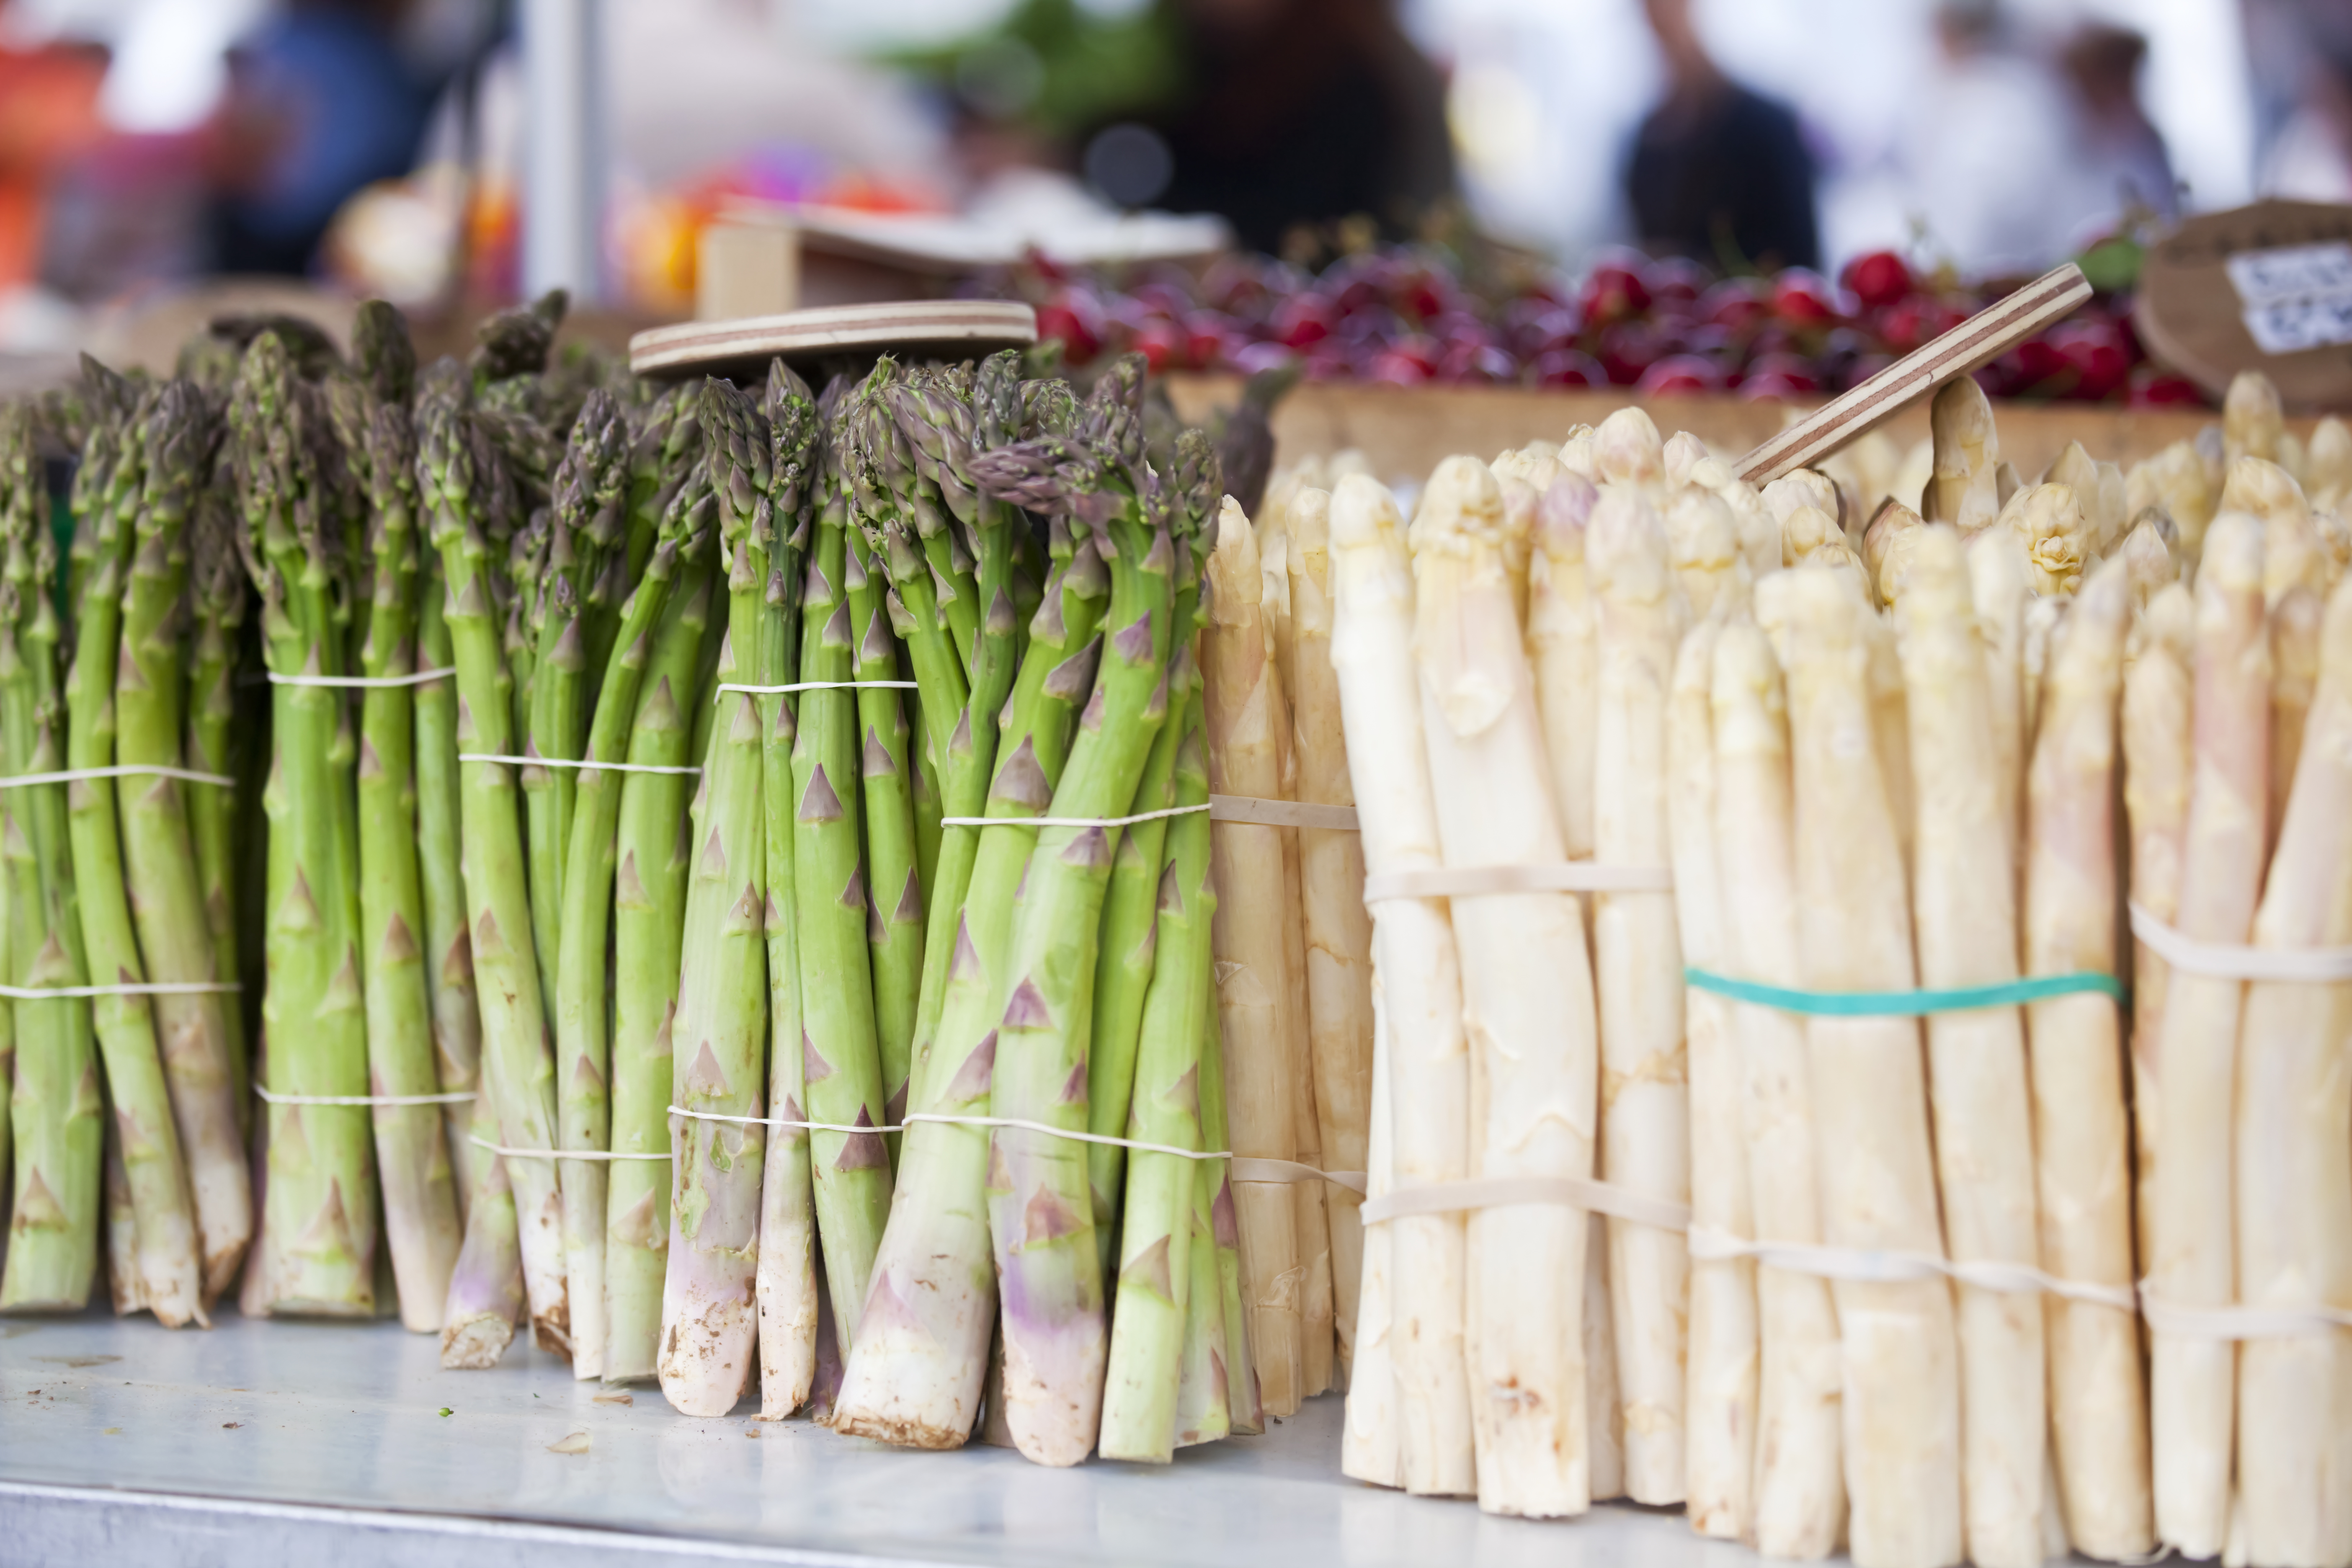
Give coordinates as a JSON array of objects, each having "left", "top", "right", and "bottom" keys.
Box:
[
  {"left": 628, "top": 300, "right": 1037, "bottom": 380},
  {"left": 2135, "top": 199, "right": 2352, "bottom": 409}
]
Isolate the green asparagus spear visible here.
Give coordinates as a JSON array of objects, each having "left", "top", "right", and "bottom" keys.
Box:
[
  {"left": 114, "top": 377, "right": 251, "bottom": 1306},
  {"left": 848, "top": 526, "right": 921, "bottom": 1158},
  {"left": 0, "top": 403, "right": 101, "bottom": 1313},
  {"left": 1196, "top": 974, "right": 1261, "bottom": 1434},
  {"left": 414, "top": 559, "right": 480, "bottom": 1209},
  {"left": 184, "top": 488, "right": 248, "bottom": 1137}
]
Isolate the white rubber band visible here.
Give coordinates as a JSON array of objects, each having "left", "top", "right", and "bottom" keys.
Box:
[
  {"left": 257, "top": 1087, "right": 474, "bottom": 1108},
  {"left": 1362, "top": 1174, "right": 1694, "bottom": 1232},
  {"left": 2128, "top": 900, "right": 2352, "bottom": 983},
  {"left": 714, "top": 680, "right": 918, "bottom": 703},
  {"left": 459, "top": 753, "right": 702, "bottom": 777},
  {"left": 941, "top": 803, "right": 1211, "bottom": 830},
  {"left": 1364, "top": 861, "right": 1674, "bottom": 900},
  {"left": 667, "top": 1104, "right": 1227, "bottom": 1164},
  {"left": 2138, "top": 1291, "right": 2352, "bottom": 1339},
  {"left": 268, "top": 667, "right": 456, "bottom": 689},
  {"left": 469, "top": 1135, "right": 671, "bottom": 1162},
  {"left": 0, "top": 979, "right": 240, "bottom": 1000},
  {"left": 1210, "top": 794, "right": 1360, "bottom": 832},
  {"left": 1688, "top": 1225, "right": 2139, "bottom": 1312},
  {"left": 0, "top": 764, "right": 235, "bottom": 792}
]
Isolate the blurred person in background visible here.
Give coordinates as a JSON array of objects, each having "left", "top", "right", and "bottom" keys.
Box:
[
  {"left": 1625, "top": 0, "right": 1818, "bottom": 273},
  {"left": 209, "top": 0, "right": 434, "bottom": 275},
  {"left": 1898, "top": 0, "right": 2077, "bottom": 275},
  {"left": 2058, "top": 23, "right": 2177, "bottom": 224},
  {"left": 1140, "top": 0, "right": 1454, "bottom": 253},
  {"left": 2259, "top": 5, "right": 2352, "bottom": 202},
  {"left": 0, "top": 26, "right": 105, "bottom": 291}
]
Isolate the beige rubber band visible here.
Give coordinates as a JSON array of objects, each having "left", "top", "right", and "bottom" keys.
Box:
[
  {"left": 1361, "top": 1173, "right": 1693, "bottom": 1232},
  {"left": 1230, "top": 1157, "right": 1369, "bottom": 1194},
  {"left": 1364, "top": 861, "right": 1674, "bottom": 901},
  {"left": 1208, "top": 794, "right": 1360, "bottom": 832},
  {"left": 0, "top": 978, "right": 240, "bottom": 1000},
  {"left": 267, "top": 666, "right": 455, "bottom": 689},
  {"left": 0, "top": 763, "right": 235, "bottom": 792},
  {"left": 2128, "top": 900, "right": 2352, "bottom": 983},
  {"left": 258, "top": 1087, "right": 472, "bottom": 1108}
]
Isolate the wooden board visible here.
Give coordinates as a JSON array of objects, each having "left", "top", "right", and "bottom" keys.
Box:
[
  {"left": 629, "top": 300, "right": 1036, "bottom": 381},
  {"left": 1163, "top": 375, "right": 2254, "bottom": 495},
  {"left": 2137, "top": 199, "right": 2352, "bottom": 409}
]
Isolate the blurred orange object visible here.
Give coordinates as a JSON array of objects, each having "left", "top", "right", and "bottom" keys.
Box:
[{"left": 0, "top": 40, "right": 106, "bottom": 287}]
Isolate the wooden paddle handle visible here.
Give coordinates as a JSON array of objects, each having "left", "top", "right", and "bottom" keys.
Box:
[{"left": 1736, "top": 262, "right": 2093, "bottom": 487}]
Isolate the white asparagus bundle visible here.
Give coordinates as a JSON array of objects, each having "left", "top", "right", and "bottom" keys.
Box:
[
  {"left": 1413, "top": 456, "right": 1599, "bottom": 1517},
  {"left": 1339, "top": 976, "right": 1399, "bottom": 1485},
  {"left": 1587, "top": 487, "right": 1691, "bottom": 1506},
  {"left": 2234, "top": 573, "right": 2352, "bottom": 1568},
  {"left": 1528, "top": 472, "right": 1602, "bottom": 859},
  {"left": 1330, "top": 473, "right": 1476, "bottom": 1497},
  {"left": 1666, "top": 615, "right": 1756, "bottom": 1541},
  {"left": 1897, "top": 525, "right": 2048, "bottom": 1568},
  {"left": 2121, "top": 582, "right": 2195, "bottom": 1266},
  {"left": 1287, "top": 487, "right": 1376, "bottom": 1388},
  {"left": 2149, "top": 512, "right": 2269, "bottom": 1558},
  {"left": 1202, "top": 508, "right": 1306, "bottom": 1420},
  {"left": 2021, "top": 557, "right": 2154, "bottom": 1560},
  {"left": 1761, "top": 564, "right": 1962, "bottom": 1568},
  {"left": 1712, "top": 618, "right": 1846, "bottom": 1558}
]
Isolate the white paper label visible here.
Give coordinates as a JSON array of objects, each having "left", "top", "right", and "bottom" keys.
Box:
[{"left": 2227, "top": 241, "right": 2352, "bottom": 354}]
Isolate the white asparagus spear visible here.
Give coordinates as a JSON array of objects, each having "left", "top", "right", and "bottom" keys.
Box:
[
  {"left": 1666, "top": 487, "right": 1746, "bottom": 622},
  {"left": 2308, "top": 415, "right": 2352, "bottom": 511},
  {"left": 1288, "top": 486, "right": 1375, "bottom": 1387},
  {"left": 1528, "top": 472, "right": 1602, "bottom": 860},
  {"left": 2270, "top": 584, "right": 2323, "bottom": 849},
  {"left": 2219, "top": 456, "right": 2322, "bottom": 606},
  {"left": 1898, "top": 524, "right": 2049, "bottom": 1568},
  {"left": 1588, "top": 487, "right": 1691, "bottom": 1506},
  {"left": 1330, "top": 473, "right": 1476, "bottom": 1497},
  {"left": 1685, "top": 450, "right": 1780, "bottom": 583},
  {"left": 1596, "top": 408, "right": 1666, "bottom": 495},
  {"left": 2118, "top": 516, "right": 2179, "bottom": 607},
  {"left": 1863, "top": 606, "right": 1915, "bottom": 882},
  {"left": 1927, "top": 377, "right": 2003, "bottom": 534},
  {"left": 1999, "top": 483, "right": 2091, "bottom": 598},
  {"left": 1203, "top": 505, "right": 1305, "bottom": 1420},
  {"left": 1862, "top": 500, "right": 1928, "bottom": 610},
  {"left": 2126, "top": 441, "right": 2217, "bottom": 564},
  {"left": 2234, "top": 573, "right": 2352, "bottom": 1568},
  {"left": 2224, "top": 370, "right": 2284, "bottom": 467},
  {"left": 1585, "top": 1150, "right": 1626, "bottom": 1503},
  {"left": 1412, "top": 456, "right": 1599, "bottom": 1518},
  {"left": 1667, "top": 615, "right": 1756, "bottom": 1541},
  {"left": 2021, "top": 556, "right": 2154, "bottom": 1560},
  {"left": 1761, "top": 563, "right": 1963, "bottom": 1568},
  {"left": 1969, "top": 526, "right": 2032, "bottom": 894},
  {"left": 1778, "top": 503, "right": 1850, "bottom": 570},
  {"left": 2122, "top": 582, "right": 2195, "bottom": 1268},
  {"left": 1712, "top": 618, "right": 1847, "bottom": 1558},
  {"left": 2149, "top": 511, "right": 2270, "bottom": 1558},
  {"left": 1340, "top": 972, "right": 1400, "bottom": 1486}
]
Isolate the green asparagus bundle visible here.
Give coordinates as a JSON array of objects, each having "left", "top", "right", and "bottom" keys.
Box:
[
  {"left": 0, "top": 401, "right": 101, "bottom": 1314},
  {"left": 232, "top": 340, "right": 377, "bottom": 1318}
]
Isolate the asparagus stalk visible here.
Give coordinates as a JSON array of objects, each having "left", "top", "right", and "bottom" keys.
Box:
[
  {"left": 2149, "top": 513, "right": 2269, "bottom": 1557},
  {"left": 1899, "top": 525, "right": 2048, "bottom": 1568},
  {"left": 1328, "top": 472, "right": 1474, "bottom": 1496},
  {"left": 2269, "top": 585, "right": 2323, "bottom": 847},
  {"left": 1174, "top": 1142, "right": 1235, "bottom": 1448},
  {"left": 0, "top": 405, "right": 101, "bottom": 1313},
  {"left": 1666, "top": 615, "right": 1756, "bottom": 1542},
  {"left": 552, "top": 424, "right": 689, "bottom": 1383},
  {"left": 1195, "top": 964, "right": 1261, "bottom": 1435},
  {"left": 2020, "top": 557, "right": 2153, "bottom": 1560},
  {"left": 77, "top": 384, "right": 206, "bottom": 1326},
  {"left": 1710, "top": 617, "right": 1846, "bottom": 1556},
  {"left": 908, "top": 686, "right": 943, "bottom": 899},
  {"left": 414, "top": 563, "right": 480, "bottom": 1210},
  {"left": 753, "top": 364, "right": 819, "bottom": 1415},
  {"left": 1098, "top": 679, "right": 1211, "bottom": 1463},
  {"left": 1338, "top": 978, "right": 1396, "bottom": 1481},
  {"left": 847, "top": 527, "right": 923, "bottom": 1156},
  {"left": 1587, "top": 488, "right": 1690, "bottom": 1504},
  {"left": 603, "top": 485, "right": 717, "bottom": 1383},
  {"left": 2234, "top": 572, "right": 2352, "bottom": 1567},
  {"left": 440, "top": 1080, "right": 524, "bottom": 1367},
  {"left": 417, "top": 385, "right": 569, "bottom": 1350},
  {"left": 183, "top": 489, "right": 248, "bottom": 1135},
  {"left": 830, "top": 381, "right": 1104, "bottom": 1449},
  {"left": 2121, "top": 583, "right": 2194, "bottom": 1268},
  {"left": 790, "top": 396, "right": 891, "bottom": 1354},
  {"left": 1415, "top": 458, "right": 1602, "bottom": 1517},
  {"left": 657, "top": 379, "right": 772, "bottom": 1416},
  {"left": 1284, "top": 485, "right": 1375, "bottom": 1384},
  {"left": 1760, "top": 563, "right": 1961, "bottom": 1568}
]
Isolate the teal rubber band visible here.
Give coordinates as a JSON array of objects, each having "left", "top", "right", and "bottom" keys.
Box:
[{"left": 1685, "top": 967, "right": 2124, "bottom": 1017}]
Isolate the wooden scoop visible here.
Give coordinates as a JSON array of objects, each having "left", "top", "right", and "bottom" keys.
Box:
[{"left": 1737, "top": 261, "right": 2093, "bottom": 486}]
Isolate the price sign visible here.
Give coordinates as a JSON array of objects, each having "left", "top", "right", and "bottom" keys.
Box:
[{"left": 2136, "top": 199, "right": 2352, "bottom": 408}]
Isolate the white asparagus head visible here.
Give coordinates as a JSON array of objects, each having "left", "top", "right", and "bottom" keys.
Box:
[
  {"left": 2045, "top": 440, "right": 2098, "bottom": 505},
  {"left": 2306, "top": 415, "right": 2352, "bottom": 511},
  {"left": 1586, "top": 482, "right": 1675, "bottom": 620},
  {"left": 1862, "top": 499, "right": 1929, "bottom": 610},
  {"left": 2118, "top": 515, "right": 2180, "bottom": 608},
  {"left": 1999, "top": 481, "right": 2090, "bottom": 597},
  {"left": 1497, "top": 472, "right": 1539, "bottom": 614},
  {"left": 1779, "top": 502, "right": 1849, "bottom": 569},
  {"left": 2313, "top": 506, "right": 2352, "bottom": 590},
  {"left": 2223, "top": 369, "right": 2284, "bottom": 467},
  {"left": 1328, "top": 447, "right": 1373, "bottom": 482},
  {"left": 1763, "top": 469, "right": 1842, "bottom": 533},
  {"left": 1929, "top": 374, "right": 2003, "bottom": 532},
  {"left": 1665, "top": 484, "right": 1747, "bottom": 622},
  {"left": 1558, "top": 424, "right": 1600, "bottom": 480},
  {"left": 1663, "top": 429, "right": 1712, "bottom": 491},
  {"left": 1413, "top": 455, "right": 1524, "bottom": 740},
  {"left": 2126, "top": 441, "right": 2216, "bottom": 564},
  {"left": 1596, "top": 406, "right": 1665, "bottom": 493}
]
